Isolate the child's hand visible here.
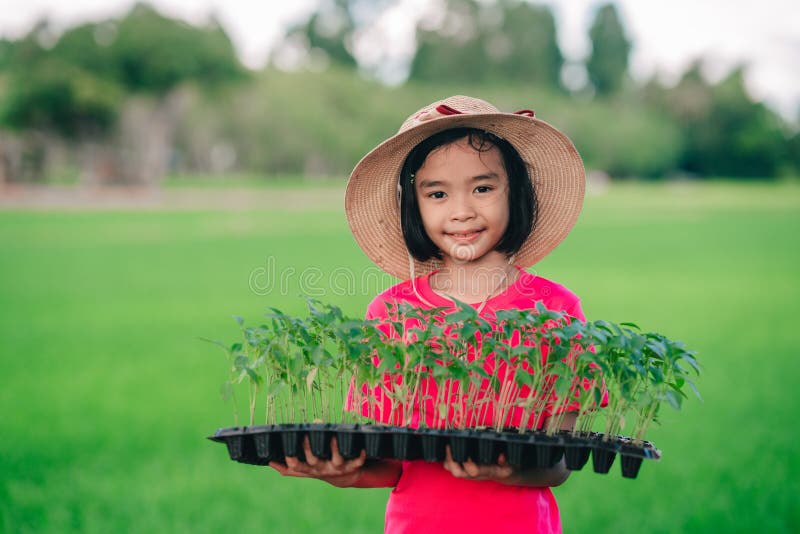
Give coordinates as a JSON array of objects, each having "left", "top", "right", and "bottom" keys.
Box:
[
  {"left": 269, "top": 435, "right": 367, "bottom": 488},
  {"left": 443, "top": 445, "right": 515, "bottom": 482}
]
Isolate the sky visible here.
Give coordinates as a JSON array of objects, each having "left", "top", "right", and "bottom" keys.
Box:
[{"left": 1, "top": 0, "right": 798, "bottom": 121}]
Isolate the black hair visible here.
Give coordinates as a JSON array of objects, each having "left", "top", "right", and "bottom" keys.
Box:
[{"left": 399, "top": 127, "right": 537, "bottom": 262}]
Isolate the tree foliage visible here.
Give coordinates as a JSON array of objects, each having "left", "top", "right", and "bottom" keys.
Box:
[
  {"left": 273, "top": 0, "right": 392, "bottom": 70},
  {"left": 410, "top": 0, "right": 563, "bottom": 89},
  {"left": 587, "top": 3, "right": 631, "bottom": 97},
  {"left": 0, "top": 2, "right": 245, "bottom": 139},
  {"left": 1, "top": 58, "right": 122, "bottom": 137},
  {"left": 285, "top": 1, "right": 358, "bottom": 68},
  {"left": 648, "top": 62, "right": 789, "bottom": 177},
  {"left": 0, "top": 1, "right": 797, "bottom": 180}
]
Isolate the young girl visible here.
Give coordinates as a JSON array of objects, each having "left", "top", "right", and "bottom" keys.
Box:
[{"left": 269, "top": 95, "right": 594, "bottom": 533}]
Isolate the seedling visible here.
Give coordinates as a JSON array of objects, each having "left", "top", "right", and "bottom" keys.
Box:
[{"left": 207, "top": 296, "right": 701, "bottom": 475}]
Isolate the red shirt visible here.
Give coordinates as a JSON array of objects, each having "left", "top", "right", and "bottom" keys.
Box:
[{"left": 349, "top": 266, "right": 594, "bottom": 534}]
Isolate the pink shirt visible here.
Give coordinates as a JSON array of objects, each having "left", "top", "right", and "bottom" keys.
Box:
[{"left": 351, "top": 266, "right": 592, "bottom": 534}]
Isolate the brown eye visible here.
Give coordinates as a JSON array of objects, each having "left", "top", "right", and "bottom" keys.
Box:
[
  {"left": 475, "top": 186, "right": 493, "bottom": 194},
  {"left": 428, "top": 191, "right": 446, "bottom": 199}
]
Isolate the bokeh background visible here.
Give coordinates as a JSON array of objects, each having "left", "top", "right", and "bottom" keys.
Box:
[{"left": 1, "top": 1, "right": 798, "bottom": 532}]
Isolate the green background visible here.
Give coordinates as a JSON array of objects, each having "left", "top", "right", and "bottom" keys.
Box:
[{"left": 1, "top": 181, "right": 798, "bottom": 532}]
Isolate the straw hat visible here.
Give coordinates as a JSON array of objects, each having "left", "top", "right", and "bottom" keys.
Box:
[{"left": 345, "top": 95, "right": 585, "bottom": 280}]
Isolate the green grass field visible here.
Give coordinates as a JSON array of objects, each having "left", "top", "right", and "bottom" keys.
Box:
[{"left": 1, "top": 181, "right": 798, "bottom": 533}]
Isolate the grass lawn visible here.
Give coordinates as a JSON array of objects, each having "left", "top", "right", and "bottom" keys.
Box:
[{"left": 1, "top": 180, "right": 798, "bottom": 533}]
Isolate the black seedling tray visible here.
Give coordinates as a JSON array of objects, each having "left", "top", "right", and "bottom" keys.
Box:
[{"left": 209, "top": 424, "right": 661, "bottom": 479}]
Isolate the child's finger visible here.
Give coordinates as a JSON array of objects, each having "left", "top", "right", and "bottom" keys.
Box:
[
  {"left": 342, "top": 448, "right": 367, "bottom": 472},
  {"left": 444, "top": 445, "right": 468, "bottom": 478},
  {"left": 268, "top": 461, "right": 288, "bottom": 475},
  {"left": 463, "top": 459, "right": 482, "bottom": 478},
  {"left": 282, "top": 456, "right": 311, "bottom": 476},
  {"left": 330, "top": 436, "right": 344, "bottom": 468},
  {"left": 495, "top": 464, "right": 514, "bottom": 479},
  {"left": 443, "top": 445, "right": 454, "bottom": 471},
  {"left": 302, "top": 435, "right": 319, "bottom": 466},
  {"left": 493, "top": 453, "right": 514, "bottom": 479},
  {"left": 449, "top": 462, "right": 469, "bottom": 478}
]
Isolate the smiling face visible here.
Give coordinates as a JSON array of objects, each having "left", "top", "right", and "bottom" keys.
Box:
[{"left": 414, "top": 137, "right": 510, "bottom": 264}]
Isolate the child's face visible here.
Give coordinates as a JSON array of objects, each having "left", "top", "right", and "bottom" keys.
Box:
[{"left": 414, "top": 137, "right": 510, "bottom": 264}]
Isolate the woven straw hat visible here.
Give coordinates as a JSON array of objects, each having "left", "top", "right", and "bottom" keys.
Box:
[{"left": 345, "top": 95, "right": 585, "bottom": 280}]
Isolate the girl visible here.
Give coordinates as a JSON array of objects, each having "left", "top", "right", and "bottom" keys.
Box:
[{"left": 269, "top": 95, "right": 595, "bottom": 533}]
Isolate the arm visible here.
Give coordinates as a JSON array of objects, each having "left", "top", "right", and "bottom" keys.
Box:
[
  {"left": 269, "top": 435, "right": 402, "bottom": 489},
  {"left": 443, "top": 413, "right": 576, "bottom": 488}
]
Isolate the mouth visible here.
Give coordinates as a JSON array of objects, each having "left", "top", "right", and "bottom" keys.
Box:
[{"left": 446, "top": 229, "right": 484, "bottom": 243}]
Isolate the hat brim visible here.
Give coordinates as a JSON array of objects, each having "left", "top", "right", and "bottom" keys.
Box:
[{"left": 345, "top": 112, "right": 585, "bottom": 280}]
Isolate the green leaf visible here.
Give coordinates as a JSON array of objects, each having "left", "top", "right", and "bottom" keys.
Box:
[
  {"left": 681, "top": 353, "right": 702, "bottom": 374},
  {"left": 245, "top": 367, "right": 262, "bottom": 384},
  {"left": 664, "top": 389, "right": 683, "bottom": 410},
  {"left": 267, "top": 380, "right": 287, "bottom": 398},
  {"left": 233, "top": 354, "right": 248, "bottom": 370},
  {"left": 686, "top": 379, "right": 703, "bottom": 401}
]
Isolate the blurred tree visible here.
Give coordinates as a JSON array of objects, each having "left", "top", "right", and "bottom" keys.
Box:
[
  {"left": 0, "top": 21, "right": 118, "bottom": 182},
  {"left": 1, "top": 3, "right": 246, "bottom": 100},
  {"left": 39, "top": 22, "right": 118, "bottom": 89},
  {"left": 410, "top": 0, "right": 483, "bottom": 83},
  {"left": 410, "top": 0, "right": 563, "bottom": 89},
  {"left": 107, "top": 3, "right": 246, "bottom": 92},
  {"left": 0, "top": 38, "right": 14, "bottom": 71},
  {"left": 697, "top": 68, "right": 786, "bottom": 177},
  {"left": 0, "top": 2, "right": 247, "bottom": 184},
  {"left": 274, "top": 0, "right": 392, "bottom": 70},
  {"left": 495, "top": 1, "right": 563, "bottom": 87},
  {"left": 662, "top": 61, "right": 712, "bottom": 122},
  {"left": 655, "top": 62, "right": 789, "bottom": 178},
  {"left": 0, "top": 56, "right": 123, "bottom": 183},
  {"left": 0, "top": 59, "right": 122, "bottom": 138},
  {"left": 788, "top": 129, "right": 800, "bottom": 176},
  {"left": 0, "top": 20, "right": 50, "bottom": 71},
  {"left": 295, "top": 1, "right": 358, "bottom": 68},
  {"left": 586, "top": 3, "right": 631, "bottom": 97}
]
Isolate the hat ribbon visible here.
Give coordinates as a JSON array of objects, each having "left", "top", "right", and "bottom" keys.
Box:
[{"left": 411, "top": 104, "right": 536, "bottom": 127}]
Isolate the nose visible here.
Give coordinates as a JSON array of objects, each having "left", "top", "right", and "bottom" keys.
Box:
[{"left": 449, "top": 191, "right": 477, "bottom": 221}]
